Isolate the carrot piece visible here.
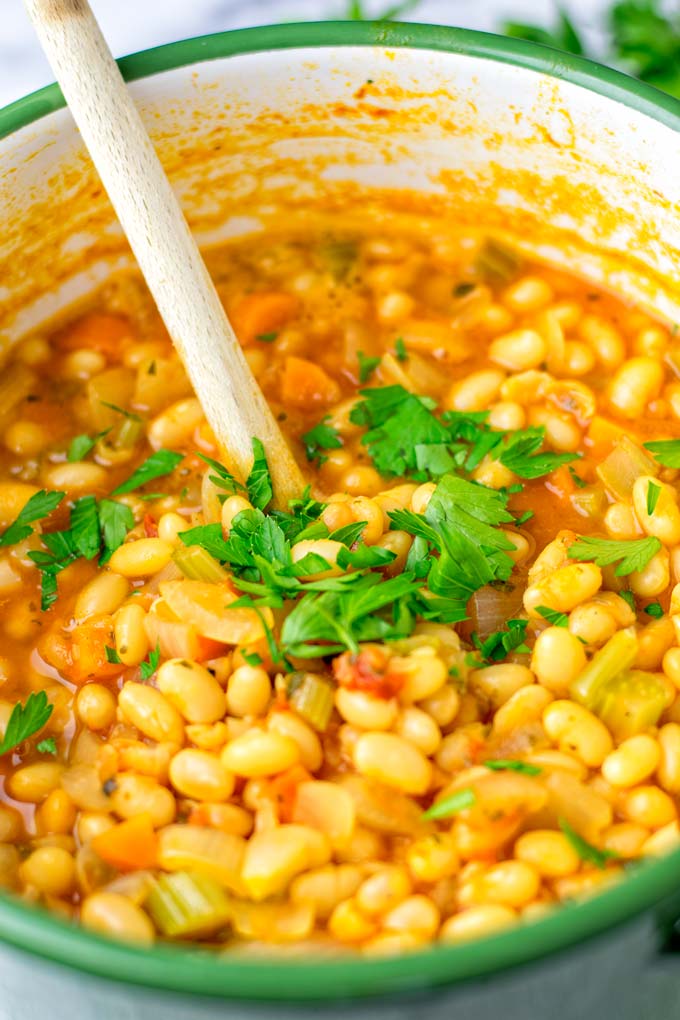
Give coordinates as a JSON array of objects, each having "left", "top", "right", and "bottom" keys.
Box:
[
  {"left": 280, "top": 356, "right": 340, "bottom": 410},
  {"left": 231, "top": 292, "right": 299, "bottom": 347},
  {"left": 547, "top": 464, "right": 576, "bottom": 501},
  {"left": 64, "top": 614, "right": 124, "bottom": 685},
  {"left": 268, "top": 765, "right": 313, "bottom": 823},
  {"left": 55, "top": 313, "right": 133, "bottom": 357},
  {"left": 91, "top": 813, "right": 159, "bottom": 871}
]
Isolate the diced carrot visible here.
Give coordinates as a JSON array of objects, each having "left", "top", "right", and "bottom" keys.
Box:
[
  {"left": 63, "top": 614, "right": 125, "bottom": 685},
  {"left": 91, "top": 813, "right": 159, "bottom": 871},
  {"left": 268, "top": 766, "right": 313, "bottom": 823},
  {"left": 587, "top": 415, "right": 627, "bottom": 459},
  {"left": 230, "top": 292, "right": 299, "bottom": 347},
  {"left": 280, "top": 356, "right": 340, "bottom": 410},
  {"left": 55, "top": 313, "right": 133, "bottom": 357}
]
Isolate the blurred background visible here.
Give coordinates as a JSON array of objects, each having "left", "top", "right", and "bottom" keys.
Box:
[{"left": 2, "top": 0, "right": 678, "bottom": 108}]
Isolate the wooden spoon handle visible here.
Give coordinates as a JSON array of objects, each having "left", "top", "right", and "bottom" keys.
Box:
[{"left": 23, "top": 0, "right": 305, "bottom": 507}]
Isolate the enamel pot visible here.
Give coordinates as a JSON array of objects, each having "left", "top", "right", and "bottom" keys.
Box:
[{"left": 1, "top": 21, "right": 680, "bottom": 1020}]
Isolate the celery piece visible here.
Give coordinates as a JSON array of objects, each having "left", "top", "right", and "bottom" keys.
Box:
[
  {"left": 112, "top": 415, "right": 144, "bottom": 450},
  {"left": 593, "top": 670, "right": 668, "bottom": 742},
  {"left": 287, "top": 672, "right": 335, "bottom": 731},
  {"left": 475, "top": 238, "right": 522, "bottom": 282},
  {"left": 146, "top": 870, "right": 232, "bottom": 938},
  {"left": 595, "top": 436, "right": 659, "bottom": 501},
  {"left": 172, "top": 545, "right": 229, "bottom": 582},
  {"left": 570, "top": 627, "right": 638, "bottom": 708},
  {"left": 570, "top": 486, "right": 607, "bottom": 519}
]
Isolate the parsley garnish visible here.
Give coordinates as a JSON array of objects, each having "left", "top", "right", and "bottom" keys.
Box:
[
  {"left": 569, "top": 465, "right": 588, "bottom": 489},
  {"left": 536, "top": 605, "right": 569, "bottom": 627},
  {"left": 197, "top": 453, "right": 246, "bottom": 500},
  {"left": 390, "top": 474, "right": 515, "bottom": 612},
  {"left": 139, "top": 643, "right": 160, "bottom": 681},
  {"left": 568, "top": 535, "right": 661, "bottom": 576},
  {"left": 484, "top": 759, "right": 542, "bottom": 776},
  {"left": 647, "top": 480, "right": 661, "bottom": 516},
  {"left": 643, "top": 439, "right": 680, "bottom": 468},
  {"left": 350, "top": 385, "right": 577, "bottom": 481},
  {"left": 112, "top": 449, "right": 184, "bottom": 496},
  {"left": 100, "top": 401, "right": 142, "bottom": 423},
  {"left": 71, "top": 495, "right": 101, "bottom": 560},
  {"left": 0, "top": 691, "right": 53, "bottom": 756},
  {"left": 242, "top": 651, "right": 263, "bottom": 667},
  {"left": 28, "top": 530, "right": 80, "bottom": 609},
  {"left": 256, "top": 331, "right": 278, "bottom": 342},
  {"left": 37, "top": 737, "right": 57, "bottom": 755},
  {"left": 468, "top": 619, "right": 530, "bottom": 667},
  {"left": 67, "top": 430, "right": 109, "bottom": 463},
  {"left": 421, "top": 787, "right": 476, "bottom": 820},
  {"left": 0, "top": 489, "right": 65, "bottom": 548},
  {"left": 99, "top": 499, "right": 135, "bottom": 563},
  {"left": 246, "top": 438, "right": 273, "bottom": 511},
  {"left": 645, "top": 602, "right": 664, "bottom": 618},
  {"left": 619, "top": 589, "right": 637, "bottom": 613},
  {"left": 357, "top": 351, "right": 381, "bottom": 383},
  {"left": 105, "top": 645, "right": 122, "bottom": 664},
  {"left": 350, "top": 386, "right": 450, "bottom": 478},
  {"left": 394, "top": 337, "right": 408, "bottom": 362},
  {"left": 559, "top": 818, "right": 619, "bottom": 870},
  {"left": 301, "top": 418, "right": 343, "bottom": 466}
]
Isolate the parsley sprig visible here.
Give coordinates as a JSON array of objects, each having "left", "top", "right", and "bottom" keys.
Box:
[
  {"left": 0, "top": 691, "right": 53, "bottom": 756},
  {"left": 568, "top": 535, "right": 661, "bottom": 576},
  {"left": 0, "top": 490, "right": 65, "bottom": 548},
  {"left": 347, "top": 385, "right": 578, "bottom": 482}
]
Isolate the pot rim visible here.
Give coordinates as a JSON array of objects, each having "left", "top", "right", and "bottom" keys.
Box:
[{"left": 1, "top": 19, "right": 680, "bottom": 1003}]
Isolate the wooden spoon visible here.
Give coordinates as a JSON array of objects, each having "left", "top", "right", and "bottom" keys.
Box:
[{"left": 23, "top": 0, "right": 305, "bottom": 508}]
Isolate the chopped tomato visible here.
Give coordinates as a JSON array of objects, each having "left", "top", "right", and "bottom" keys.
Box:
[
  {"left": 143, "top": 513, "right": 158, "bottom": 538},
  {"left": 333, "top": 646, "right": 405, "bottom": 699},
  {"left": 280, "top": 356, "right": 340, "bottom": 410}
]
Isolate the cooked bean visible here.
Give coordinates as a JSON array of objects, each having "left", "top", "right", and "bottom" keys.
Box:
[
  {"left": 118, "top": 682, "right": 185, "bottom": 745},
  {"left": 81, "top": 892, "right": 154, "bottom": 944},
  {"left": 157, "top": 658, "right": 226, "bottom": 723},
  {"left": 221, "top": 729, "right": 300, "bottom": 777},
  {"left": 353, "top": 733, "right": 432, "bottom": 795}
]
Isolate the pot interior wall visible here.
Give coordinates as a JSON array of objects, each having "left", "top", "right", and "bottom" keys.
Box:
[{"left": 1, "top": 43, "right": 680, "bottom": 358}]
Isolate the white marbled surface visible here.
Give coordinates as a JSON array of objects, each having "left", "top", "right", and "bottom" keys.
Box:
[{"left": 2, "top": 0, "right": 610, "bottom": 109}]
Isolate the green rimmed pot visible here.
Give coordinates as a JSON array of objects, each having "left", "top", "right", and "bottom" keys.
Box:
[{"left": 2, "top": 21, "right": 680, "bottom": 1020}]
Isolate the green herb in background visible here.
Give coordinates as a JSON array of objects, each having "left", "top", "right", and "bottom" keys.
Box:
[
  {"left": 504, "top": 7, "right": 585, "bottom": 54},
  {"left": 501, "top": 0, "right": 680, "bottom": 100},
  {"left": 345, "top": 0, "right": 422, "bottom": 20}
]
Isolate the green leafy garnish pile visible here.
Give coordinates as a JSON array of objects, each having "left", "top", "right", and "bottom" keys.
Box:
[
  {"left": 345, "top": 384, "right": 577, "bottom": 482},
  {"left": 0, "top": 449, "right": 184, "bottom": 610}
]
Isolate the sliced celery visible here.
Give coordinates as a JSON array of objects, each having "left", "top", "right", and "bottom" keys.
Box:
[
  {"left": 173, "top": 545, "right": 228, "bottom": 582},
  {"left": 570, "top": 486, "right": 607, "bottom": 519},
  {"left": 112, "top": 416, "right": 144, "bottom": 450},
  {"left": 475, "top": 238, "right": 522, "bottom": 282},
  {"left": 146, "top": 870, "right": 232, "bottom": 938},
  {"left": 570, "top": 627, "right": 638, "bottom": 708},
  {"left": 596, "top": 436, "right": 658, "bottom": 501},
  {"left": 287, "top": 672, "right": 335, "bottom": 731},
  {"left": 593, "top": 669, "right": 668, "bottom": 742},
  {"left": 320, "top": 239, "right": 357, "bottom": 281}
]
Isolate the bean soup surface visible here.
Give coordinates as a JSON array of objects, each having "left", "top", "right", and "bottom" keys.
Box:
[{"left": 1, "top": 228, "right": 680, "bottom": 953}]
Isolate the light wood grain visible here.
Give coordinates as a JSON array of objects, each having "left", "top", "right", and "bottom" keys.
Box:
[{"left": 23, "top": 0, "right": 305, "bottom": 507}]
